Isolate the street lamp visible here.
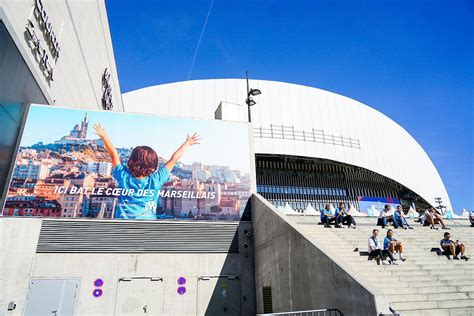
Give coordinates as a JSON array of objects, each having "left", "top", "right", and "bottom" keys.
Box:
[{"left": 246, "top": 71, "right": 262, "bottom": 122}]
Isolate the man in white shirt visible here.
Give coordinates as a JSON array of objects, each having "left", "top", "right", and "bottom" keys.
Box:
[
  {"left": 422, "top": 207, "right": 448, "bottom": 230},
  {"left": 377, "top": 204, "right": 398, "bottom": 229}
]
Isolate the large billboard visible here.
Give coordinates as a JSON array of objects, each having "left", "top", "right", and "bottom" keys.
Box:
[
  {"left": 2, "top": 105, "right": 253, "bottom": 221},
  {"left": 357, "top": 196, "right": 401, "bottom": 216}
]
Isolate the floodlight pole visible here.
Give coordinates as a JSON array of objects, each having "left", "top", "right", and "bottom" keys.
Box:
[{"left": 434, "top": 197, "right": 446, "bottom": 215}]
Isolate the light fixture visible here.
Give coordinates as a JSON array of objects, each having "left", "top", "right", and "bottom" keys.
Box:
[
  {"left": 249, "top": 88, "right": 261, "bottom": 96},
  {"left": 246, "top": 71, "right": 262, "bottom": 122}
]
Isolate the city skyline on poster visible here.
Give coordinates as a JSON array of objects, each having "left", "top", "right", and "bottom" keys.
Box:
[{"left": 3, "top": 105, "right": 252, "bottom": 221}]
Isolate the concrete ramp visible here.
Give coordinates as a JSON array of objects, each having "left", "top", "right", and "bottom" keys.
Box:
[{"left": 252, "top": 194, "right": 392, "bottom": 316}]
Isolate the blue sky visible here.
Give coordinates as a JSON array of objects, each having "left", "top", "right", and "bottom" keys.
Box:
[
  {"left": 106, "top": 0, "right": 473, "bottom": 210},
  {"left": 22, "top": 105, "right": 251, "bottom": 172}
]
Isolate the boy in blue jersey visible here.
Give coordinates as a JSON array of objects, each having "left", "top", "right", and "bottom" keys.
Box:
[{"left": 94, "top": 123, "right": 200, "bottom": 219}]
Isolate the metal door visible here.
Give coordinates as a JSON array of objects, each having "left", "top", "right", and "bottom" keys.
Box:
[
  {"left": 114, "top": 277, "right": 163, "bottom": 316},
  {"left": 24, "top": 278, "right": 79, "bottom": 316},
  {"left": 197, "top": 276, "right": 240, "bottom": 316}
]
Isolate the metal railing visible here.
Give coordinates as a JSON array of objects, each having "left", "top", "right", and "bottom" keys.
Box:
[
  {"left": 254, "top": 125, "right": 361, "bottom": 149},
  {"left": 257, "top": 308, "right": 343, "bottom": 316}
]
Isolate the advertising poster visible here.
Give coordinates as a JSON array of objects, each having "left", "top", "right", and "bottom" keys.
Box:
[
  {"left": 357, "top": 196, "right": 401, "bottom": 216},
  {"left": 2, "top": 105, "right": 252, "bottom": 221}
]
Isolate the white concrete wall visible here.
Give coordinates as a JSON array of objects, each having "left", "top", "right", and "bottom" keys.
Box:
[
  {"left": 122, "top": 79, "right": 451, "bottom": 209},
  {"left": 0, "top": 0, "right": 123, "bottom": 111}
]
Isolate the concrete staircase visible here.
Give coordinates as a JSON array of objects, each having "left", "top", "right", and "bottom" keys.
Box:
[{"left": 290, "top": 216, "right": 474, "bottom": 316}]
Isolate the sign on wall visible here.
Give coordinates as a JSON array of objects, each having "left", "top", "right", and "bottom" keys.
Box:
[
  {"left": 25, "top": 0, "right": 61, "bottom": 81},
  {"left": 3, "top": 105, "right": 252, "bottom": 221}
]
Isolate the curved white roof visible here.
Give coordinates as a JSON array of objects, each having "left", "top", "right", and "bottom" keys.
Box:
[{"left": 122, "top": 79, "right": 451, "bottom": 209}]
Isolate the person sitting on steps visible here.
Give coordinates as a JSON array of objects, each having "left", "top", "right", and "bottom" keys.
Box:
[
  {"left": 377, "top": 204, "right": 398, "bottom": 229},
  {"left": 422, "top": 207, "right": 448, "bottom": 230},
  {"left": 335, "top": 201, "right": 356, "bottom": 229},
  {"left": 384, "top": 229, "right": 406, "bottom": 263},
  {"left": 440, "top": 232, "right": 469, "bottom": 260},
  {"left": 321, "top": 203, "right": 337, "bottom": 228},
  {"left": 394, "top": 205, "right": 413, "bottom": 230},
  {"left": 368, "top": 229, "right": 392, "bottom": 265}
]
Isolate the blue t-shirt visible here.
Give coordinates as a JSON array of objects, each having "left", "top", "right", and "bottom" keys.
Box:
[
  {"left": 335, "top": 208, "right": 348, "bottom": 218},
  {"left": 394, "top": 211, "right": 400, "bottom": 221},
  {"left": 112, "top": 163, "right": 170, "bottom": 219},
  {"left": 322, "top": 208, "right": 333, "bottom": 217},
  {"left": 440, "top": 239, "right": 453, "bottom": 247},
  {"left": 384, "top": 237, "right": 397, "bottom": 250}
]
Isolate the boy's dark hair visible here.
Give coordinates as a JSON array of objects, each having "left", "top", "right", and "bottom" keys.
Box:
[
  {"left": 127, "top": 146, "right": 158, "bottom": 178},
  {"left": 444, "top": 232, "right": 450, "bottom": 237}
]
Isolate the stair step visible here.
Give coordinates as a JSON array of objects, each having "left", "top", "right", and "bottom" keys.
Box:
[
  {"left": 415, "top": 286, "right": 459, "bottom": 294},
  {"left": 437, "top": 298, "right": 474, "bottom": 309},
  {"left": 399, "top": 307, "right": 474, "bottom": 316},
  {"left": 391, "top": 300, "right": 436, "bottom": 311}
]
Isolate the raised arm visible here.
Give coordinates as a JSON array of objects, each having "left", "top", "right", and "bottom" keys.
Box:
[
  {"left": 93, "top": 123, "right": 120, "bottom": 167},
  {"left": 165, "top": 133, "right": 200, "bottom": 173}
]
